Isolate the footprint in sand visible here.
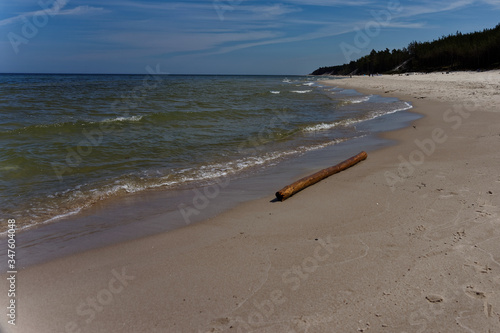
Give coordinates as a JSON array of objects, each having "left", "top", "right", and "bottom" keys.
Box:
[{"left": 465, "top": 285, "right": 487, "bottom": 299}]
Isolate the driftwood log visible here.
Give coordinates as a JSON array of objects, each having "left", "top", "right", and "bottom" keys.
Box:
[{"left": 275, "top": 151, "right": 367, "bottom": 201}]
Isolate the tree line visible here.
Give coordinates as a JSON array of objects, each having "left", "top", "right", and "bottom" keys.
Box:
[{"left": 311, "top": 23, "right": 500, "bottom": 75}]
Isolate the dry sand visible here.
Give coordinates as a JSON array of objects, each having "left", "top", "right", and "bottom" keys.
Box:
[
  {"left": 333, "top": 70, "right": 500, "bottom": 111},
  {"left": 2, "top": 71, "right": 500, "bottom": 333}
]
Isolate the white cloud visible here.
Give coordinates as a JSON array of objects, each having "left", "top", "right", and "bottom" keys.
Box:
[
  {"left": 283, "top": 0, "right": 373, "bottom": 6},
  {"left": 113, "top": 1, "right": 300, "bottom": 18},
  {"left": 396, "top": 0, "right": 475, "bottom": 18},
  {"left": 85, "top": 1, "right": 424, "bottom": 58},
  {"left": 96, "top": 30, "right": 284, "bottom": 54},
  {"left": 479, "top": 0, "right": 500, "bottom": 6},
  {"left": 0, "top": 3, "right": 105, "bottom": 27},
  {"left": 202, "top": 19, "right": 426, "bottom": 57},
  {"left": 6, "top": 0, "right": 496, "bottom": 64},
  {"left": 243, "top": 3, "right": 302, "bottom": 17},
  {"left": 110, "top": 1, "right": 210, "bottom": 12},
  {"left": 57, "top": 5, "right": 106, "bottom": 16}
]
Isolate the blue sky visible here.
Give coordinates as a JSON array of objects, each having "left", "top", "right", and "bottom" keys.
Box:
[{"left": 1, "top": 0, "right": 499, "bottom": 74}]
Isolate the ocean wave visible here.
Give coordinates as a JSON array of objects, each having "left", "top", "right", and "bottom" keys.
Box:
[
  {"left": 155, "top": 138, "right": 354, "bottom": 185},
  {"left": 2, "top": 115, "right": 145, "bottom": 136},
  {"left": 349, "top": 95, "right": 372, "bottom": 104},
  {"left": 380, "top": 101, "right": 413, "bottom": 114},
  {"left": 2, "top": 74, "right": 416, "bottom": 235},
  {"left": 4, "top": 120, "right": 79, "bottom": 133},
  {"left": 303, "top": 122, "right": 341, "bottom": 132},
  {"left": 303, "top": 119, "right": 358, "bottom": 132},
  {"left": 14, "top": 136, "right": 355, "bottom": 231},
  {"left": 101, "top": 115, "right": 143, "bottom": 123},
  {"left": 38, "top": 209, "right": 83, "bottom": 226},
  {"left": 303, "top": 101, "right": 413, "bottom": 133}
]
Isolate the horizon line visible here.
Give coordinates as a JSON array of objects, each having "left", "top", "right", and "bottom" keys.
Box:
[{"left": 0, "top": 72, "right": 310, "bottom": 76}]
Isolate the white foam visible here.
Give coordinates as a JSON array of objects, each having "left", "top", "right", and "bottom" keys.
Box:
[
  {"left": 303, "top": 102, "right": 413, "bottom": 133},
  {"left": 303, "top": 122, "right": 340, "bottom": 132},
  {"left": 303, "top": 118, "right": 360, "bottom": 132},
  {"left": 350, "top": 95, "right": 372, "bottom": 104},
  {"left": 392, "top": 101, "right": 413, "bottom": 112},
  {"left": 102, "top": 115, "right": 143, "bottom": 123},
  {"left": 22, "top": 134, "right": 360, "bottom": 232},
  {"left": 0, "top": 207, "right": 84, "bottom": 235},
  {"left": 270, "top": 91, "right": 280, "bottom": 94},
  {"left": 300, "top": 138, "right": 350, "bottom": 151},
  {"left": 148, "top": 139, "right": 354, "bottom": 189},
  {"left": 41, "top": 208, "right": 82, "bottom": 224},
  {"left": 291, "top": 90, "right": 312, "bottom": 94},
  {"left": 362, "top": 101, "right": 414, "bottom": 122},
  {"left": 25, "top": 103, "right": 415, "bottom": 230}
]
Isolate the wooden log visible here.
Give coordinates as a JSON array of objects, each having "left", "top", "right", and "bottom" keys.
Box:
[{"left": 275, "top": 151, "right": 367, "bottom": 201}]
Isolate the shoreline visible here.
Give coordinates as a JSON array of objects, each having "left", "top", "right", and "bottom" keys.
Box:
[
  {"left": 0, "top": 129, "right": 410, "bottom": 269},
  {"left": 0, "top": 79, "right": 419, "bottom": 270},
  {"left": 2, "top": 71, "right": 500, "bottom": 332}
]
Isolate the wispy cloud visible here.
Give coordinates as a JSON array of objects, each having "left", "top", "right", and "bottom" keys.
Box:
[
  {"left": 111, "top": 1, "right": 211, "bottom": 12},
  {"left": 57, "top": 5, "right": 106, "bottom": 16},
  {"left": 240, "top": 3, "right": 302, "bottom": 17},
  {"left": 98, "top": 30, "right": 284, "bottom": 54},
  {"left": 0, "top": 3, "right": 105, "bottom": 27},
  {"left": 114, "top": 1, "right": 301, "bottom": 18},
  {"left": 396, "top": 0, "right": 475, "bottom": 18},
  {"left": 283, "top": 0, "right": 374, "bottom": 6},
  {"left": 3, "top": 0, "right": 499, "bottom": 74},
  {"left": 91, "top": 0, "right": 495, "bottom": 59},
  {"left": 480, "top": 0, "right": 500, "bottom": 7},
  {"left": 78, "top": 1, "right": 417, "bottom": 59},
  {"left": 200, "top": 19, "right": 426, "bottom": 57}
]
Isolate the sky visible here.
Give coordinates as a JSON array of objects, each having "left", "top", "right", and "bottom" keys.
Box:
[{"left": 1, "top": 0, "right": 499, "bottom": 75}]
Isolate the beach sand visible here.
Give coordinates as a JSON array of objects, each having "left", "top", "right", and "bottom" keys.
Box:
[{"left": 2, "top": 71, "right": 500, "bottom": 332}]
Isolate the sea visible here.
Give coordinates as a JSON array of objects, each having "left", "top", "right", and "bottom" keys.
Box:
[{"left": 0, "top": 74, "right": 415, "bottom": 239}]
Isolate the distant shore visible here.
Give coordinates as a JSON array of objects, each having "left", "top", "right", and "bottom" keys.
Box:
[{"left": 2, "top": 71, "right": 500, "bottom": 332}]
